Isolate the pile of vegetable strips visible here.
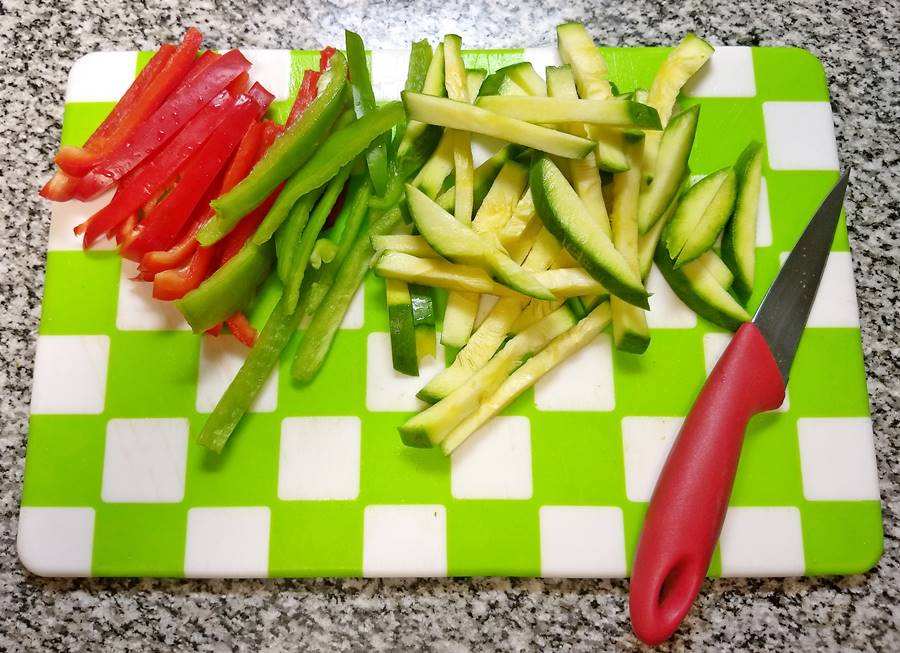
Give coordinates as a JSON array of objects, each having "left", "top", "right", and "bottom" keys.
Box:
[{"left": 40, "top": 24, "right": 763, "bottom": 458}]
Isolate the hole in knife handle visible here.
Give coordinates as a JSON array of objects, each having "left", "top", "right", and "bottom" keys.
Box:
[{"left": 656, "top": 557, "right": 701, "bottom": 625}]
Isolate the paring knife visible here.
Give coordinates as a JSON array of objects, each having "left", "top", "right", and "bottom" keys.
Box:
[{"left": 629, "top": 171, "right": 851, "bottom": 646}]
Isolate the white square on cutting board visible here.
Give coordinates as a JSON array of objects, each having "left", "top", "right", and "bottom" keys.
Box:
[
  {"left": 117, "top": 260, "right": 190, "bottom": 331},
  {"left": 363, "top": 505, "right": 447, "bottom": 577},
  {"left": 48, "top": 191, "right": 117, "bottom": 251},
  {"left": 278, "top": 417, "right": 361, "bottom": 500},
  {"left": 241, "top": 49, "right": 291, "bottom": 100},
  {"left": 540, "top": 506, "right": 627, "bottom": 577},
  {"left": 451, "top": 416, "right": 532, "bottom": 500},
  {"left": 184, "top": 507, "right": 270, "bottom": 578},
  {"left": 365, "top": 332, "right": 445, "bottom": 411},
  {"left": 102, "top": 418, "right": 189, "bottom": 503},
  {"left": 534, "top": 333, "right": 615, "bottom": 411},
  {"left": 797, "top": 417, "right": 879, "bottom": 501},
  {"left": 621, "top": 416, "right": 684, "bottom": 502},
  {"left": 683, "top": 46, "right": 756, "bottom": 97},
  {"left": 763, "top": 102, "right": 840, "bottom": 170},
  {"left": 778, "top": 251, "right": 859, "bottom": 328},
  {"left": 196, "top": 334, "right": 278, "bottom": 413},
  {"left": 17, "top": 507, "right": 95, "bottom": 577},
  {"left": 521, "top": 47, "right": 562, "bottom": 77},
  {"left": 645, "top": 264, "right": 699, "bottom": 328},
  {"left": 31, "top": 335, "right": 110, "bottom": 415},
  {"left": 719, "top": 506, "right": 805, "bottom": 577},
  {"left": 370, "top": 49, "right": 410, "bottom": 101},
  {"left": 65, "top": 51, "right": 137, "bottom": 103}
]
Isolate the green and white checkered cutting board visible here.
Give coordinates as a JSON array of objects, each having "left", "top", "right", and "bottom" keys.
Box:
[{"left": 20, "top": 45, "right": 882, "bottom": 578}]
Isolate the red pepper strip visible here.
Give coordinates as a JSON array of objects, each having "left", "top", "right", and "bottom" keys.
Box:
[
  {"left": 185, "top": 49, "right": 220, "bottom": 82},
  {"left": 39, "top": 170, "right": 82, "bottom": 201},
  {"left": 227, "top": 71, "right": 251, "bottom": 96},
  {"left": 74, "top": 47, "right": 251, "bottom": 201},
  {"left": 122, "top": 85, "right": 274, "bottom": 258},
  {"left": 226, "top": 312, "right": 257, "bottom": 347},
  {"left": 51, "top": 44, "right": 179, "bottom": 180},
  {"left": 286, "top": 69, "right": 321, "bottom": 127},
  {"left": 152, "top": 243, "right": 217, "bottom": 300},
  {"left": 76, "top": 90, "right": 237, "bottom": 246},
  {"left": 324, "top": 187, "right": 346, "bottom": 229},
  {"left": 206, "top": 323, "right": 223, "bottom": 337},
  {"left": 58, "top": 30, "right": 204, "bottom": 179},
  {"left": 319, "top": 46, "right": 337, "bottom": 71}
]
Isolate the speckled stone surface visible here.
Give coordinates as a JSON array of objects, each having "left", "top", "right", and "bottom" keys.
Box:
[{"left": 1, "top": 0, "right": 898, "bottom": 650}]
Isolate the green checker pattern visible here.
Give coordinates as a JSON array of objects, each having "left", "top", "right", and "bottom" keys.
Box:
[{"left": 20, "top": 46, "right": 881, "bottom": 578}]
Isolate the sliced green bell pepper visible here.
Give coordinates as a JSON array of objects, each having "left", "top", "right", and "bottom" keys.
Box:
[{"left": 346, "top": 31, "right": 390, "bottom": 197}]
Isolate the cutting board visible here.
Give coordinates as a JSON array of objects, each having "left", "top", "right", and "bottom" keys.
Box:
[{"left": 19, "top": 45, "right": 881, "bottom": 578}]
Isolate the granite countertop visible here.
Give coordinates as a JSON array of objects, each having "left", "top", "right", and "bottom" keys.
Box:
[{"left": 1, "top": 0, "right": 897, "bottom": 650}]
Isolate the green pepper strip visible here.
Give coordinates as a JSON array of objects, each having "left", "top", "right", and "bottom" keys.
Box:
[
  {"left": 305, "top": 172, "right": 373, "bottom": 315},
  {"left": 275, "top": 188, "right": 323, "bottom": 284},
  {"left": 252, "top": 101, "right": 404, "bottom": 246},
  {"left": 390, "top": 39, "right": 433, "bottom": 158},
  {"left": 198, "top": 53, "right": 349, "bottom": 245},
  {"left": 346, "top": 31, "right": 390, "bottom": 196},
  {"left": 176, "top": 240, "right": 274, "bottom": 333},
  {"left": 283, "top": 161, "right": 355, "bottom": 312},
  {"left": 292, "top": 206, "right": 403, "bottom": 381}
]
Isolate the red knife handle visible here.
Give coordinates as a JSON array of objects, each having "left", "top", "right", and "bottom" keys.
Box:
[{"left": 629, "top": 323, "right": 786, "bottom": 645}]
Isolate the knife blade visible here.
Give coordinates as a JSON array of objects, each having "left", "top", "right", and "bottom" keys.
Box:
[{"left": 629, "top": 171, "right": 851, "bottom": 646}]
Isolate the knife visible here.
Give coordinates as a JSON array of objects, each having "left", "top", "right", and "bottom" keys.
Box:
[{"left": 629, "top": 171, "right": 851, "bottom": 645}]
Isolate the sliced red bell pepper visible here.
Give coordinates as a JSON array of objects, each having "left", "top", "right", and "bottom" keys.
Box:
[
  {"left": 286, "top": 69, "right": 321, "bottom": 127},
  {"left": 185, "top": 49, "right": 220, "bottom": 81},
  {"left": 319, "top": 46, "right": 338, "bottom": 71},
  {"left": 74, "top": 47, "right": 252, "bottom": 200},
  {"left": 227, "top": 70, "right": 251, "bottom": 96},
  {"left": 122, "top": 84, "right": 274, "bottom": 258},
  {"left": 206, "top": 323, "right": 224, "bottom": 337},
  {"left": 50, "top": 43, "right": 179, "bottom": 183},
  {"left": 39, "top": 170, "right": 82, "bottom": 202},
  {"left": 324, "top": 187, "right": 347, "bottom": 229},
  {"left": 226, "top": 312, "right": 257, "bottom": 347},
  {"left": 57, "top": 30, "right": 204, "bottom": 179},
  {"left": 152, "top": 243, "right": 217, "bottom": 300},
  {"left": 139, "top": 226, "right": 201, "bottom": 274},
  {"left": 76, "top": 90, "right": 237, "bottom": 246}
]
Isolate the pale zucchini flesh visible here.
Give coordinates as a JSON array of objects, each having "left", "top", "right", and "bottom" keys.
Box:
[
  {"left": 638, "top": 174, "right": 689, "bottom": 280},
  {"left": 374, "top": 251, "right": 512, "bottom": 296},
  {"left": 398, "top": 42, "right": 446, "bottom": 158},
  {"left": 698, "top": 250, "right": 734, "bottom": 289},
  {"left": 441, "top": 302, "right": 612, "bottom": 454},
  {"left": 386, "top": 279, "right": 419, "bottom": 376},
  {"left": 402, "top": 92, "right": 596, "bottom": 159},
  {"left": 372, "top": 234, "right": 439, "bottom": 258},
  {"left": 413, "top": 130, "right": 455, "bottom": 198},
  {"left": 475, "top": 96, "right": 662, "bottom": 130},
  {"left": 440, "top": 290, "right": 480, "bottom": 349},
  {"left": 721, "top": 141, "right": 763, "bottom": 301}
]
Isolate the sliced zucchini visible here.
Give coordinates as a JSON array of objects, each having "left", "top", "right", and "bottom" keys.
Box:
[
  {"left": 480, "top": 61, "right": 548, "bottom": 97},
  {"left": 556, "top": 22, "right": 629, "bottom": 171},
  {"left": 498, "top": 189, "right": 540, "bottom": 260},
  {"left": 441, "top": 290, "right": 480, "bottom": 349},
  {"left": 522, "top": 227, "right": 564, "bottom": 272},
  {"left": 534, "top": 268, "right": 608, "bottom": 297},
  {"left": 413, "top": 130, "right": 455, "bottom": 198},
  {"left": 374, "top": 251, "right": 510, "bottom": 296},
  {"left": 466, "top": 68, "right": 487, "bottom": 100},
  {"left": 509, "top": 299, "right": 563, "bottom": 334},
  {"left": 654, "top": 245, "right": 750, "bottom": 331},
  {"left": 372, "top": 234, "right": 438, "bottom": 258},
  {"left": 402, "top": 92, "right": 596, "bottom": 159},
  {"left": 472, "top": 160, "right": 529, "bottom": 238},
  {"left": 698, "top": 250, "right": 734, "bottom": 289},
  {"left": 478, "top": 68, "right": 529, "bottom": 98},
  {"left": 643, "top": 34, "right": 714, "bottom": 179},
  {"left": 721, "top": 141, "right": 763, "bottom": 301},
  {"left": 386, "top": 279, "right": 419, "bottom": 376},
  {"left": 418, "top": 295, "right": 526, "bottom": 403},
  {"left": 406, "top": 184, "right": 556, "bottom": 300},
  {"left": 398, "top": 42, "right": 445, "bottom": 158},
  {"left": 609, "top": 139, "right": 650, "bottom": 353},
  {"left": 476, "top": 96, "right": 662, "bottom": 130},
  {"left": 436, "top": 144, "right": 522, "bottom": 214},
  {"left": 637, "top": 104, "right": 700, "bottom": 233},
  {"left": 410, "top": 283, "right": 437, "bottom": 360},
  {"left": 399, "top": 305, "right": 577, "bottom": 447},
  {"left": 441, "top": 302, "right": 612, "bottom": 455},
  {"left": 664, "top": 167, "right": 737, "bottom": 267},
  {"left": 545, "top": 65, "right": 611, "bottom": 239},
  {"left": 443, "top": 34, "right": 475, "bottom": 224},
  {"left": 529, "top": 157, "right": 649, "bottom": 309},
  {"left": 638, "top": 174, "right": 689, "bottom": 280}
]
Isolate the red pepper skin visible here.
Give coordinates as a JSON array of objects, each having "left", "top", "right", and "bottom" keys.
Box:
[
  {"left": 286, "top": 69, "right": 321, "bottom": 126},
  {"left": 77, "top": 90, "right": 237, "bottom": 247},
  {"left": 74, "top": 47, "right": 251, "bottom": 201},
  {"left": 152, "top": 243, "right": 216, "bottom": 300},
  {"left": 122, "top": 84, "right": 274, "bottom": 258},
  {"left": 39, "top": 170, "right": 82, "bottom": 201},
  {"left": 185, "top": 49, "right": 220, "bottom": 82},
  {"left": 139, "top": 227, "right": 201, "bottom": 274},
  {"left": 225, "top": 312, "right": 257, "bottom": 347},
  {"left": 227, "top": 71, "right": 251, "bottom": 96},
  {"left": 51, "top": 43, "right": 180, "bottom": 179},
  {"left": 206, "top": 323, "right": 223, "bottom": 337}
]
